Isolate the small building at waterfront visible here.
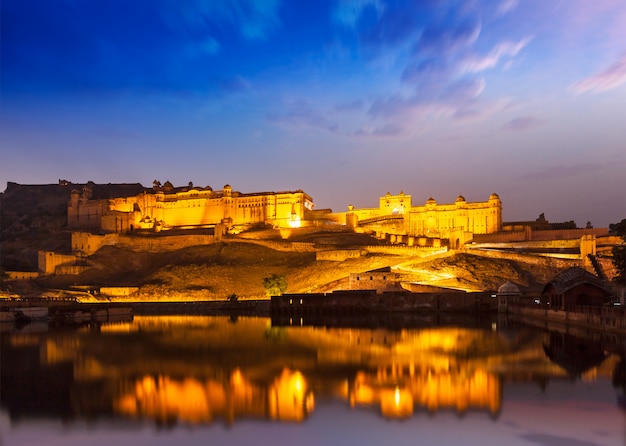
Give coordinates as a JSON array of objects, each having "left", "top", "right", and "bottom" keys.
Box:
[{"left": 541, "top": 267, "right": 612, "bottom": 310}]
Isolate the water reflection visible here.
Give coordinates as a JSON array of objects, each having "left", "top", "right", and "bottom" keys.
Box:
[{"left": 1, "top": 316, "right": 624, "bottom": 429}]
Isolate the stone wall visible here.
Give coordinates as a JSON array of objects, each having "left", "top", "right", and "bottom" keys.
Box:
[
  {"left": 100, "top": 287, "right": 140, "bottom": 296},
  {"left": 38, "top": 251, "right": 78, "bottom": 275},
  {"left": 271, "top": 290, "right": 496, "bottom": 314},
  {"left": 116, "top": 234, "right": 216, "bottom": 252},
  {"left": 316, "top": 250, "right": 364, "bottom": 261},
  {"left": 6, "top": 271, "right": 40, "bottom": 280},
  {"left": 463, "top": 248, "right": 579, "bottom": 269},
  {"left": 364, "top": 245, "right": 448, "bottom": 257},
  {"left": 508, "top": 303, "right": 626, "bottom": 333},
  {"left": 349, "top": 271, "right": 402, "bottom": 292},
  {"left": 72, "top": 232, "right": 119, "bottom": 255},
  {"left": 55, "top": 265, "right": 91, "bottom": 275},
  {"left": 474, "top": 227, "right": 609, "bottom": 243}
]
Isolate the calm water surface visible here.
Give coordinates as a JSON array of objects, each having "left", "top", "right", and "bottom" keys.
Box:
[{"left": 1, "top": 315, "right": 624, "bottom": 446}]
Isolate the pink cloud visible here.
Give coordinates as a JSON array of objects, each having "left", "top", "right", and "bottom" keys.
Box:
[
  {"left": 460, "top": 37, "right": 532, "bottom": 73},
  {"left": 571, "top": 53, "right": 626, "bottom": 93},
  {"left": 502, "top": 116, "right": 544, "bottom": 131}
]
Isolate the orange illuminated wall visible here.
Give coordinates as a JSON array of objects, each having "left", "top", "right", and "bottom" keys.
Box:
[
  {"left": 347, "top": 192, "right": 502, "bottom": 238},
  {"left": 69, "top": 183, "right": 315, "bottom": 233}
]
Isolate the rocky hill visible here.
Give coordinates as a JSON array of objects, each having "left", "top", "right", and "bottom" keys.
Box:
[{"left": 0, "top": 181, "right": 570, "bottom": 300}]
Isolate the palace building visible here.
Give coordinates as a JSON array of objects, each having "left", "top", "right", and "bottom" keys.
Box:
[
  {"left": 68, "top": 181, "right": 315, "bottom": 232},
  {"left": 345, "top": 191, "right": 502, "bottom": 241},
  {"left": 67, "top": 181, "right": 502, "bottom": 242}
]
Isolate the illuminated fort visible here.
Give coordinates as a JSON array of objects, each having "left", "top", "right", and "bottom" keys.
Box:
[
  {"left": 68, "top": 181, "right": 315, "bottom": 232},
  {"left": 67, "top": 181, "right": 502, "bottom": 240},
  {"left": 346, "top": 191, "right": 502, "bottom": 244}
]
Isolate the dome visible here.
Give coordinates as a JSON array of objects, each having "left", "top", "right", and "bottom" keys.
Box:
[
  {"left": 426, "top": 197, "right": 437, "bottom": 205},
  {"left": 455, "top": 195, "right": 466, "bottom": 202},
  {"left": 497, "top": 281, "right": 521, "bottom": 296},
  {"left": 489, "top": 192, "right": 500, "bottom": 200}
]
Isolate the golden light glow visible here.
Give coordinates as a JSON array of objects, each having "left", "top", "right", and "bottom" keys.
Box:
[
  {"left": 289, "top": 214, "right": 301, "bottom": 228},
  {"left": 269, "top": 368, "right": 314, "bottom": 422}
]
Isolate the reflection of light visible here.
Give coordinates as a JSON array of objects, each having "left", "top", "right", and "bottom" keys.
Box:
[
  {"left": 231, "top": 368, "right": 243, "bottom": 386},
  {"left": 289, "top": 214, "right": 301, "bottom": 228},
  {"left": 380, "top": 386, "right": 413, "bottom": 418},
  {"left": 269, "top": 369, "right": 314, "bottom": 422}
]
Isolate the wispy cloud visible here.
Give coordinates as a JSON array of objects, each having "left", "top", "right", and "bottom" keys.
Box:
[
  {"left": 496, "top": 0, "right": 520, "bottom": 16},
  {"left": 521, "top": 163, "right": 604, "bottom": 181},
  {"left": 415, "top": 20, "right": 482, "bottom": 56},
  {"left": 502, "top": 116, "right": 544, "bottom": 131},
  {"left": 571, "top": 53, "right": 626, "bottom": 93},
  {"left": 332, "top": 0, "right": 384, "bottom": 28},
  {"left": 460, "top": 37, "right": 532, "bottom": 73},
  {"left": 369, "top": 78, "right": 486, "bottom": 119},
  {"left": 267, "top": 100, "right": 339, "bottom": 133},
  {"left": 354, "top": 123, "right": 407, "bottom": 138},
  {"left": 165, "top": 0, "right": 281, "bottom": 41}
]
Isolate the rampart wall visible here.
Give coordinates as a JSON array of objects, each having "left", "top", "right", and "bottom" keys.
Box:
[
  {"left": 232, "top": 238, "right": 317, "bottom": 252},
  {"left": 474, "top": 228, "right": 609, "bottom": 243},
  {"left": 100, "top": 287, "right": 140, "bottom": 296},
  {"left": 116, "top": 234, "right": 216, "bottom": 252},
  {"left": 464, "top": 248, "right": 580, "bottom": 269},
  {"left": 55, "top": 265, "right": 92, "bottom": 275},
  {"left": 316, "top": 250, "right": 365, "bottom": 261},
  {"left": 38, "top": 251, "right": 78, "bottom": 275},
  {"left": 6, "top": 271, "right": 40, "bottom": 280},
  {"left": 364, "top": 245, "right": 448, "bottom": 257},
  {"left": 72, "top": 232, "right": 119, "bottom": 255}
]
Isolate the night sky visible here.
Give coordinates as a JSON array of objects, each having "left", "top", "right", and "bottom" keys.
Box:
[{"left": 1, "top": 0, "right": 625, "bottom": 227}]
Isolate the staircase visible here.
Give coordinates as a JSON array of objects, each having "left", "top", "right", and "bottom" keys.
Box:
[{"left": 587, "top": 254, "right": 608, "bottom": 281}]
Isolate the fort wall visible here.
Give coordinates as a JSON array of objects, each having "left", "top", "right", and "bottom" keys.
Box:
[
  {"left": 100, "top": 287, "right": 140, "bottom": 297},
  {"left": 72, "top": 232, "right": 119, "bottom": 255},
  {"left": 464, "top": 248, "right": 580, "bottom": 269},
  {"left": 316, "top": 250, "right": 364, "bottom": 261},
  {"left": 271, "top": 290, "right": 497, "bottom": 314},
  {"left": 55, "top": 265, "right": 91, "bottom": 275},
  {"left": 349, "top": 270, "right": 402, "bottom": 292},
  {"left": 6, "top": 271, "right": 40, "bottom": 280},
  {"left": 473, "top": 228, "right": 609, "bottom": 243},
  {"left": 364, "top": 245, "right": 448, "bottom": 257},
  {"left": 116, "top": 234, "right": 217, "bottom": 252},
  {"left": 38, "top": 251, "right": 78, "bottom": 275}
]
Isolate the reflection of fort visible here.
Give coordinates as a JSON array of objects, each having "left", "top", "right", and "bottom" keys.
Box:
[
  {"left": 115, "top": 368, "right": 314, "bottom": 424},
  {"left": 1, "top": 316, "right": 622, "bottom": 425}
]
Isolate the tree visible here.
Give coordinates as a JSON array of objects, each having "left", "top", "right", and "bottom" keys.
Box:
[
  {"left": 610, "top": 218, "right": 626, "bottom": 284},
  {"left": 263, "top": 274, "right": 287, "bottom": 297},
  {"left": 227, "top": 293, "right": 238, "bottom": 303}
]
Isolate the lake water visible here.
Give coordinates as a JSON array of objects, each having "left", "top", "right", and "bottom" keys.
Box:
[{"left": 1, "top": 314, "right": 624, "bottom": 446}]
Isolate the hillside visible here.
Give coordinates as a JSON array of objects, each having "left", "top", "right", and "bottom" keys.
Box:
[
  {"left": 0, "top": 181, "right": 572, "bottom": 300},
  {"left": 29, "top": 239, "right": 565, "bottom": 301}
]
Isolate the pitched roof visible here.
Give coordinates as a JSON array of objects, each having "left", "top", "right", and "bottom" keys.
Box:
[{"left": 543, "top": 267, "right": 611, "bottom": 295}]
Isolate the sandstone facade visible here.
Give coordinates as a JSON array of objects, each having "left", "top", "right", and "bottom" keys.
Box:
[{"left": 68, "top": 182, "right": 315, "bottom": 233}]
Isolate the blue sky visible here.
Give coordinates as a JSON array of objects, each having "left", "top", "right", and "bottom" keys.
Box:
[{"left": 1, "top": 0, "right": 625, "bottom": 227}]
